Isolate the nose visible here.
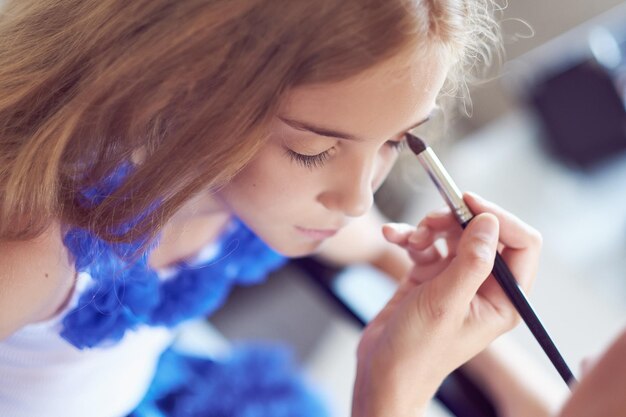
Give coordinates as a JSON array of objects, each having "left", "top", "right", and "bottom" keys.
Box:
[{"left": 317, "top": 155, "right": 376, "bottom": 218}]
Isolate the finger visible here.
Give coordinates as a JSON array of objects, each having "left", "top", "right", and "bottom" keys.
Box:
[
  {"left": 406, "top": 224, "right": 431, "bottom": 249},
  {"left": 418, "top": 206, "right": 459, "bottom": 232},
  {"left": 385, "top": 222, "right": 442, "bottom": 254},
  {"left": 407, "top": 228, "right": 459, "bottom": 263},
  {"left": 464, "top": 193, "right": 542, "bottom": 293},
  {"left": 415, "top": 210, "right": 463, "bottom": 256},
  {"left": 499, "top": 247, "right": 538, "bottom": 294},
  {"left": 384, "top": 223, "right": 452, "bottom": 273},
  {"left": 425, "top": 195, "right": 541, "bottom": 252},
  {"left": 442, "top": 233, "right": 460, "bottom": 258},
  {"left": 409, "top": 224, "right": 461, "bottom": 259},
  {"left": 464, "top": 192, "right": 542, "bottom": 251},
  {"left": 475, "top": 274, "right": 518, "bottom": 323},
  {"left": 409, "top": 245, "right": 443, "bottom": 265},
  {"left": 410, "top": 258, "right": 451, "bottom": 284},
  {"left": 382, "top": 223, "right": 414, "bottom": 248},
  {"left": 431, "top": 213, "right": 499, "bottom": 308}
]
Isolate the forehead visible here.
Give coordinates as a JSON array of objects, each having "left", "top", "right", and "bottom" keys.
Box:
[{"left": 278, "top": 49, "right": 448, "bottom": 140}]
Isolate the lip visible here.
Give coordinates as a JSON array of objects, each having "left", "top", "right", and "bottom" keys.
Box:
[{"left": 295, "top": 226, "right": 339, "bottom": 240}]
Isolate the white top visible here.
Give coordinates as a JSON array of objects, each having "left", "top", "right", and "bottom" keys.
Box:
[
  {"left": 0, "top": 241, "right": 223, "bottom": 417},
  {"left": 0, "top": 272, "right": 174, "bottom": 417}
]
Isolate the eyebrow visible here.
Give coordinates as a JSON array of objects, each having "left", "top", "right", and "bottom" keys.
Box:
[{"left": 278, "top": 111, "right": 434, "bottom": 142}]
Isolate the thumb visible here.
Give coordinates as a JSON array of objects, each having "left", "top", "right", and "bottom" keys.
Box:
[{"left": 432, "top": 213, "right": 499, "bottom": 307}]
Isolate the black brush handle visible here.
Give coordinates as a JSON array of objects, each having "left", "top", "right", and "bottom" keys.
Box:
[{"left": 462, "top": 221, "right": 577, "bottom": 387}]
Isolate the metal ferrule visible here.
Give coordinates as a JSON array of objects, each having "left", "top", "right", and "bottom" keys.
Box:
[{"left": 416, "top": 147, "right": 474, "bottom": 224}]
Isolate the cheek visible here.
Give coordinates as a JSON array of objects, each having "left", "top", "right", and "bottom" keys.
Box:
[{"left": 225, "top": 145, "right": 314, "bottom": 209}]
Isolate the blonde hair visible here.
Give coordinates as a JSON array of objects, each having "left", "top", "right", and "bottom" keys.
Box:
[{"left": 0, "top": 0, "right": 501, "bottom": 248}]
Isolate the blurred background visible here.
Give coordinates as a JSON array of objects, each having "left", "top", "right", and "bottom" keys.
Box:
[
  {"left": 197, "top": 2, "right": 626, "bottom": 416},
  {"left": 0, "top": 0, "right": 623, "bottom": 415}
]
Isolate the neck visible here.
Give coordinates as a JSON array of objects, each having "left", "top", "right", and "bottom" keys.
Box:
[{"left": 148, "top": 192, "right": 231, "bottom": 270}]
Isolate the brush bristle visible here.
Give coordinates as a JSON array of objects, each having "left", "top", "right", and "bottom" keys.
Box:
[{"left": 405, "top": 133, "right": 427, "bottom": 155}]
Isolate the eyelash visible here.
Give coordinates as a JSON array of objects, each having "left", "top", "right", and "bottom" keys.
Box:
[{"left": 286, "top": 139, "right": 406, "bottom": 169}]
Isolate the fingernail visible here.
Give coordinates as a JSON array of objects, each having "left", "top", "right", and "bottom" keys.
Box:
[
  {"left": 384, "top": 223, "right": 413, "bottom": 235},
  {"left": 427, "top": 206, "right": 451, "bottom": 219},
  {"left": 471, "top": 214, "right": 498, "bottom": 244},
  {"left": 409, "top": 225, "right": 429, "bottom": 244},
  {"left": 473, "top": 214, "right": 498, "bottom": 236},
  {"left": 468, "top": 216, "right": 498, "bottom": 263}
]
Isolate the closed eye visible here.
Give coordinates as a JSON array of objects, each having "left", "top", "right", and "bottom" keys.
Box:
[
  {"left": 387, "top": 138, "right": 406, "bottom": 152},
  {"left": 284, "top": 148, "right": 332, "bottom": 169},
  {"left": 285, "top": 138, "right": 405, "bottom": 170}
]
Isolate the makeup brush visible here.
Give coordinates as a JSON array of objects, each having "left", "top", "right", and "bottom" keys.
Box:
[{"left": 405, "top": 133, "right": 576, "bottom": 387}]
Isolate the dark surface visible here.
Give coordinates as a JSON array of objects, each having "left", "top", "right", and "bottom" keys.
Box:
[{"left": 530, "top": 60, "right": 626, "bottom": 169}]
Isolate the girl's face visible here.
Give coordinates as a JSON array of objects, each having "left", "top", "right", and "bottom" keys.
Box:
[{"left": 217, "top": 50, "right": 448, "bottom": 256}]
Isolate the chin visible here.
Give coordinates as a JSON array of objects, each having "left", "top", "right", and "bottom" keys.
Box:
[
  {"left": 240, "top": 221, "right": 324, "bottom": 258},
  {"left": 264, "top": 239, "right": 323, "bottom": 258}
]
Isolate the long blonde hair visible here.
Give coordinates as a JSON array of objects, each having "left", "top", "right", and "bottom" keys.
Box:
[{"left": 0, "top": 0, "right": 501, "bottom": 248}]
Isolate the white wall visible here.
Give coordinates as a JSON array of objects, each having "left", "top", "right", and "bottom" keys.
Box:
[{"left": 465, "top": 0, "right": 626, "bottom": 132}]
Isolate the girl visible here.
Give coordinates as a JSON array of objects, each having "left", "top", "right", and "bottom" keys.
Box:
[{"left": 0, "top": 1, "right": 548, "bottom": 416}]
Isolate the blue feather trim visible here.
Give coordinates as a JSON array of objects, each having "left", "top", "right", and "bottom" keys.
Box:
[
  {"left": 127, "top": 343, "right": 330, "bottom": 417},
  {"left": 60, "top": 165, "right": 287, "bottom": 349}
]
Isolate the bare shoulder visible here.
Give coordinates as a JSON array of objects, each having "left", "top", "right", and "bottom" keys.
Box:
[{"left": 0, "top": 222, "right": 76, "bottom": 340}]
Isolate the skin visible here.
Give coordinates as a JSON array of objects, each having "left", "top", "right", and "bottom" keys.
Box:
[
  {"left": 0, "top": 45, "right": 549, "bottom": 417},
  {"left": 214, "top": 47, "right": 447, "bottom": 257},
  {"left": 121, "top": 43, "right": 626, "bottom": 416},
  {"left": 557, "top": 329, "right": 626, "bottom": 417},
  {"left": 354, "top": 194, "right": 543, "bottom": 416},
  {"left": 3, "top": 46, "right": 449, "bottom": 332},
  {"left": 128, "top": 44, "right": 626, "bottom": 416},
  {"left": 149, "top": 46, "right": 540, "bottom": 416},
  {"left": 204, "top": 48, "right": 541, "bottom": 416}
]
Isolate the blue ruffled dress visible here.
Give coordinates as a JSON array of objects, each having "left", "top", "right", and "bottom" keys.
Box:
[{"left": 59, "top": 166, "right": 330, "bottom": 417}]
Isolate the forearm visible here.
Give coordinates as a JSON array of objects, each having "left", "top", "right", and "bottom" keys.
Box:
[
  {"left": 351, "top": 318, "right": 435, "bottom": 417},
  {"left": 462, "top": 335, "right": 566, "bottom": 417}
]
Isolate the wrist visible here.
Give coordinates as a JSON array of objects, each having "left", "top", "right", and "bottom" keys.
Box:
[{"left": 352, "top": 356, "right": 436, "bottom": 417}]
